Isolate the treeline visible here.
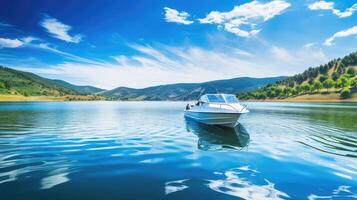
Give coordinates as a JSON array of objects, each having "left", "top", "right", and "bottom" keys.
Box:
[
  {"left": 238, "top": 52, "right": 357, "bottom": 100},
  {"left": 65, "top": 95, "right": 106, "bottom": 101}
]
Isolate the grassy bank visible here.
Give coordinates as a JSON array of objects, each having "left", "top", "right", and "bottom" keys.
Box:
[
  {"left": 243, "top": 92, "right": 357, "bottom": 102},
  {"left": 0, "top": 94, "right": 107, "bottom": 102}
]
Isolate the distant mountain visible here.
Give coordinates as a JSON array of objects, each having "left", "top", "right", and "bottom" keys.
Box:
[
  {"left": 102, "top": 76, "right": 286, "bottom": 100},
  {"left": 238, "top": 52, "right": 357, "bottom": 100},
  {"left": 0, "top": 65, "right": 288, "bottom": 101},
  {"left": 0, "top": 66, "right": 105, "bottom": 96},
  {"left": 52, "top": 79, "right": 105, "bottom": 94}
]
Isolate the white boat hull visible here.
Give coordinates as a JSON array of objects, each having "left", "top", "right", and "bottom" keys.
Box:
[{"left": 184, "top": 111, "right": 242, "bottom": 128}]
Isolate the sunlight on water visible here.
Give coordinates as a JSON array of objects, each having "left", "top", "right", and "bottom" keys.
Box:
[{"left": 0, "top": 101, "right": 356, "bottom": 199}]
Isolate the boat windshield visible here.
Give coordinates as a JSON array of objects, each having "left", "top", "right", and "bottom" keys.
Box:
[
  {"left": 206, "top": 94, "right": 225, "bottom": 103},
  {"left": 224, "top": 94, "right": 239, "bottom": 103}
]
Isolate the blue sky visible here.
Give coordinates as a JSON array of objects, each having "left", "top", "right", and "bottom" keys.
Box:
[{"left": 0, "top": 0, "right": 356, "bottom": 89}]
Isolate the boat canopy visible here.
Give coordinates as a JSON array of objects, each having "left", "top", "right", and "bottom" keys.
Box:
[{"left": 200, "top": 94, "right": 239, "bottom": 103}]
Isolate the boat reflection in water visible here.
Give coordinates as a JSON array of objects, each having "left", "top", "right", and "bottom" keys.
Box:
[{"left": 185, "top": 118, "right": 250, "bottom": 151}]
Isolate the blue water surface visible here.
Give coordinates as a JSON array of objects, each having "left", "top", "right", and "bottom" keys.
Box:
[{"left": 0, "top": 101, "right": 356, "bottom": 200}]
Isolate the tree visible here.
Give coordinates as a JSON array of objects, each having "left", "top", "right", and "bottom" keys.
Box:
[
  {"left": 336, "top": 64, "right": 345, "bottom": 74},
  {"left": 336, "top": 76, "right": 350, "bottom": 88},
  {"left": 351, "top": 76, "right": 357, "bottom": 88},
  {"left": 267, "top": 86, "right": 279, "bottom": 98},
  {"left": 319, "top": 65, "right": 328, "bottom": 74},
  {"left": 281, "top": 88, "right": 288, "bottom": 97},
  {"left": 291, "top": 88, "right": 298, "bottom": 95},
  {"left": 295, "top": 85, "right": 302, "bottom": 94},
  {"left": 332, "top": 72, "right": 339, "bottom": 81},
  {"left": 3, "top": 80, "right": 10, "bottom": 89},
  {"left": 347, "top": 67, "right": 356, "bottom": 76},
  {"left": 313, "top": 81, "right": 323, "bottom": 92},
  {"left": 285, "top": 87, "right": 293, "bottom": 96},
  {"left": 275, "top": 87, "right": 282, "bottom": 97},
  {"left": 340, "top": 88, "right": 351, "bottom": 99},
  {"left": 301, "top": 83, "right": 311, "bottom": 93},
  {"left": 255, "top": 91, "right": 267, "bottom": 99},
  {"left": 323, "top": 79, "right": 334, "bottom": 92},
  {"left": 288, "top": 82, "right": 295, "bottom": 87},
  {"left": 319, "top": 75, "right": 328, "bottom": 82}
]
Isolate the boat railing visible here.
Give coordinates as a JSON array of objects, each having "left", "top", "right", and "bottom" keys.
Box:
[
  {"left": 217, "top": 103, "right": 239, "bottom": 112},
  {"left": 212, "top": 103, "right": 247, "bottom": 113}
]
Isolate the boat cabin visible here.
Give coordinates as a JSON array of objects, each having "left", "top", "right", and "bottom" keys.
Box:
[{"left": 199, "top": 94, "right": 239, "bottom": 104}]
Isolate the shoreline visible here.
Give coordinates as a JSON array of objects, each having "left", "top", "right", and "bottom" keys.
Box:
[
  {"left": 0, "top": 94, "right": 107, "bottom": 102},
  {"left": 1, "top": 94, "right": 356, "bottom": 103},
  {"left": 243, "top": 99, "right": 357, "bottom": 103},
  {"left": 241, "top": 93, "right": 357, "bottom": 103}
]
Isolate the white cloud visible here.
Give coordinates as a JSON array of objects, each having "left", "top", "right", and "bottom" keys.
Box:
[
  {"left": 21, "top": 36, "right": 38, "bottom": 44},
  {"left": 0, "top": 36, "right": 101, "bottom": 64},
  {"left": 270, "top": 46, "right": 293, "bottom": 63},
  {"left": 33, "top": 43, "right": 103, "bottom": 65},
  {"left": 233, "top": 48, "right": 253, "bottom": 57},
  {"left": 324, "top": 26, "right": 357, "bottom": 46},
  {"left": 270, "top": 46, "right": 328, "bottom": 66},
  {"left": 0, "top": 36, "right": 38, "bottom": 48},
  {"left": 0, "top": 22, "right": 39, "bottom": 48},
  {"left": 308, "top": 1, "right": 334, "bottom": 10},
  {"left": 164, "top": 7, "right": 193, "bottom": 25},
  {"left": 14, "top": 42, "right": 331, "bottom": 89},
  {"left": 198, "top": 0, "right": 290, "bottom": 37},
  {"left": 40, "top": 15, "right": 82, "bottom": 43},
  {"left": 308, "top": 1, "right": 357, "bottom": 18},
  {"left": 303, "top": 43, "right": 315, "bottom": 48},
  {"left": 0, "top": 38, "right": 24, "bottom": 48},
  {"left": 14, "top": 44, "right": 264, "bottom": 89}
]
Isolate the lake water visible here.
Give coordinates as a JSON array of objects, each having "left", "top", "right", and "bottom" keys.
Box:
[{"left": 0, "top": 102, "right": 356, "bottom": 200}]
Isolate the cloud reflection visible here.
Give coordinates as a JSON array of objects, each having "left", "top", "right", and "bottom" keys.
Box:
[
  {"left": 165, "top": 179, "right": 189, "bottom": 195},
  {"left": 207, "top": 167, "right": 289, "bottom": 200},
  {"left": 41, "top": 168, "right": 70, "bottom": 189},
  {"left": 308, "top": 185, "right": 357, "bottom": 200}
]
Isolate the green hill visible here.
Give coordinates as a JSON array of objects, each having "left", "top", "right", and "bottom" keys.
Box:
[
  {"left": 238, "top": 52, "right": 357, "bottom": 101},
  {"left": 51, "top": 79, "right": 105, "bottom": 94},
  {"left": 0, "top": 66, "right": 105, "bottom": 100},
  {"left": 102, "top": 76, "right": 286, "bottom": 101},
  {"left": 0, "top": 66, "right": 79, "bottom": 96},
  {"left": 0, "top": 66, "right": 284, "bottom": 101}
]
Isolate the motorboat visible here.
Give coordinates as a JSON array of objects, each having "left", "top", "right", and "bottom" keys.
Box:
[{"left": 184, "top": 94, "right": 249, "bottom": 128}]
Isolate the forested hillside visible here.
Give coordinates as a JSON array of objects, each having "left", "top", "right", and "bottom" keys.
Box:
[
  {"left": 0, "top": 66, "right": 79, "bottom": 96},
  {"left": 238, "top": 52, "right": 357, "bottom": 100},
  {"left": 0, "top": 66, "right": 105, "bottom": 101}
]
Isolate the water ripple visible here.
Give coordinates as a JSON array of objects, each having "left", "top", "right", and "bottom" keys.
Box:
[{"left": 0, "top": 101, "right": 356, "bottom": 199}]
